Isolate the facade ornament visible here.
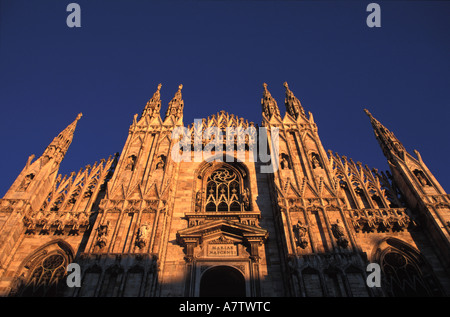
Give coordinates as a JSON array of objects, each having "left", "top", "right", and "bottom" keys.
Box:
[
  {"left": 280, "top": 154, "right": 290, "bottom": 170},
  {"left": 311, "top": 153, "right": 322, "bottom": 169},
  {"left": 331, "top": 219, "right": 349, "bottom": 248},
  {"left": 135, "top": 223, "right": 150, "bottom": 249},
  {"left": 242, "top": 188, "right": 250, "bottom": 210},
  {"left": 195, "top": 190, "right": 202, "bottom": 212},
  {"left": 18, "top": 174, "right": 34, "bottom": 191},
  {"left": 155, "top": 155, "right": 165, "bottom": 170},
  {"left": 293, "top": 220, "right": 309, "bottom": 249},
  {"left": 125, "top": 155, "right": 137, "bottom": 171},
  {"left": 96, "top": 220, "right": 110, "bottom": 249}
]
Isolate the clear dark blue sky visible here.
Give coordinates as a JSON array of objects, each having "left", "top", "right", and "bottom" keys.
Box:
[{"left": 1, "top": 0, "right": 449, "bottom": 196}]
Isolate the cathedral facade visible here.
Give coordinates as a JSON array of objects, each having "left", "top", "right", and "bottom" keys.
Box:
[{"left": 0, "top": 83, "right": 449, "bottom": 297}]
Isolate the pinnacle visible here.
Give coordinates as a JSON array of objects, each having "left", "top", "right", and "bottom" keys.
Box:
[{"left": 363, "top": 109, "right": 372, "bottom": 117}]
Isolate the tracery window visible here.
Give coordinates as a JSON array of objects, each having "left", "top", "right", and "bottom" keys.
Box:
[
  {"left": 21, "top": 253, "right": 67, "bottom": 296},
  {"left": 205, "top": 167, "right": 242, "bottom": 212},
  {"left": 381, "top": 251, "right": 431, "bottom": 297}
]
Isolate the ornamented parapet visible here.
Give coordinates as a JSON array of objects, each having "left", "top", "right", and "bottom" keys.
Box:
[
  {"left": 184, "top": 110, "right": 258, "bottom": 150},
  {"left": 20, "top": 155, "right": 116, "bottom": 235},
  {"left": 22, "top": 210, "right": 90, "bottom": 235},
  {"left": 348, "top": 208, "right": 415, "bottom": 233}
]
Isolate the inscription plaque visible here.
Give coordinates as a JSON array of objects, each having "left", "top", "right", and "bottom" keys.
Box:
[{"left": 207, "top": 244, "right": 237, "bottom": 257}]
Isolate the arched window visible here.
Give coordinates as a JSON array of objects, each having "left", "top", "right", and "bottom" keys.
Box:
[
  {"left": 374, "top": 238, "right": 443, "bottom": 297},
  {"left": 11, "top": 240, "right": 74, "bottom": 297},
  {"left": 20, "top": 253, "right": 68, "bottom": 296},
  {"left": 381, "top": 251, "right": 430, "bottom": 297},
  {"left": 205, "top": 167, "right": 245, "bottom": 212}
]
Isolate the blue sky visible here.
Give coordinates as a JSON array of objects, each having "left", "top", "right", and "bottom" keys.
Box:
[{"left": 0, "top": 0, "right": 449, "bottom": 196}]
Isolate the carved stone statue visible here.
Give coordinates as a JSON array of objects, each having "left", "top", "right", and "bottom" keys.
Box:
[
  {"left": 311, "top": 153, "right": 321, "bottom": 169},
  {"left": 96, "top": 220, "right": 110, "bottom": 249},
  {"left": 156, "top": 155, "right": 165, "bottom": 170},
  {"left": 125, "top": 155, "right": 136, "bottom": 171},
  {"left": 136, "top": 223, "right": 150, "bottom": 249},
  {"left": 281, "top": 155, "right": 290, "bottom": 170},
  {"left": 331, "top": 219, "right": 348, "bottom": 248},
  {"left": 18, "top": 174, "right": 34, "bottom": 191},
  {"left": 195, "top": 191, "right": 202, "bottom": 212},
  {"left": 414, "top": 170, "right": 429, "bottom": 186},
  {"left": 242, "top": 188, "right": 250, "bottom": 210},
  {"left": 293, "top": 220, "right": 308, "bottom": 249}
]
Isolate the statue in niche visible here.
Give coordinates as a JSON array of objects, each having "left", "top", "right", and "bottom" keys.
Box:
[
  {"left": 135, "top": 223, "right": 150, "bottom": 249},
  {"left": 96, "top": 220, "right": 110, "bottom": 249},
  {"left": 414, "top": 170, "right": 429, "bottom": 186},
  {"left": 18, "top": 173, "right": 34, "bottom": 191},
  {"left": 311, "top": 153, "right": 321, "bottom": 169},
  {"left": 125, "top": 155, "right": 137, "bottom": 171},
  {"left": 293, "top": 220, "right": 308, "bottom": 249},
  {"left": 280, "top": 154, "right": 290, "bottom": 170},
  {"left": 242, "top": 188, "right": 250, "bottom": 210},
  {"left": 195, "top": 191, "right": 202, "bottom": 212},
  {"left": 97, "top": 220, "right": 109, "bottom": 237},
  {"left": 331, "top": 219, "right": 348, "bottom": 248},
  {"left": 156, "top": 155, "right": 166, "bottom": 170}
]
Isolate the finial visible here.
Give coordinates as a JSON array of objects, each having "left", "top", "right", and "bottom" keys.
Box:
[
  {"left": 363, "top": 109, "right": 372, "bottom": 117},
  {"left": 178, "top": 84, "right": 183, "bottom": 90},
  {"left": 283, "top": 81, "right": 289, "bottom": 89},
  {"left": 76, "top": 113, "right": 83, "bottom": 120}
]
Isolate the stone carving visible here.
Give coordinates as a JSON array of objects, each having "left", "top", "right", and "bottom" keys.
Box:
[
  {"left": 293, "top": 220, "right": 308, "bottom": 249},
  {"left": 195, "top": 190, "right": 202, "bottom": 212},
  {"left": 135, "top": 223, "right": 150, "bottom": 249},
  {"left": 242, "top": 188, "right": 250, "bottom": 210},
  {"left": 311, "top": 153, "right": 321, "bottom": 169},
  {"left": 96, "top": 220, "right": 110, "bottom": 249},
  {"left": 156, "top": 155, "right": 166, "bottom": 170},
  {"left": 414, "top": 170, "right": 429, "bottom": 186},
  {"left": 22, "top": 210, "right": 90, "bottom": 235},
  {"left": 349, "top": 208, "right": 413, "bottom": 233},
  {"left": 280, "top": 154, "right": 290, "bottom": 170},
  {"left": 125, "top": 155, "right": 137, "bottom": 171},
  {"left": 18, "top": 174, "right": 34, "bottom": 191},
  {"left": 331, "top": 219, "right": 349, "bottom": 248}
]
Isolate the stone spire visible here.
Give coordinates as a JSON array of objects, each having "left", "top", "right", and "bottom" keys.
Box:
[
  {"left": 2, "top": 113, "right": 83, "bottom": 209},
  {"left": 364, "top": 109, "right": 405, "bottom": 160},
  {"left": 141, "top": 83, "right": 162, "bottom": 119},
  {"left": 165, "top": 84, "right": 184, "bottom": 120},
  {"left": 261, "top": 83, "right": 280, "bottom": 119},
  {"left": 284, "top": 82, "right": 306, "bottom": 119},
  {"left": 41, "top": 113, "right": 83, "bottom": 164}
]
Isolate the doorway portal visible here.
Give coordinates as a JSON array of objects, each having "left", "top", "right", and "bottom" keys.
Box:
[{"left": 199, "top": 266, "right": 246, "bottom": 297}]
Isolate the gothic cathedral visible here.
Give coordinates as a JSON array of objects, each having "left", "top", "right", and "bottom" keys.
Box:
[{"left": 0, "top": 83, "right": 449, "bottom": 297}]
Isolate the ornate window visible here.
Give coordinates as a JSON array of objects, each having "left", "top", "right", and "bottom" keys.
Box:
[
  {"left": 21, "top": 253, "right": 68, "bottom": 296},
  {"left": 375, "top": 238, "right": 443, "bottom": 297},
  {"left": 381, "top": 251, "right": 431, "bottom": 296},
  {"left": 205, "top": 167, "right": 245, "bottom": 212}
]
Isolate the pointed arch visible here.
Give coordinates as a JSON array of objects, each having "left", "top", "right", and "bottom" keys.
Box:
[
  {"left": 11, "top": 240, "right": 75, "bottom": 297},
  {"left": 194, "top": 158, "right": 250, "bottom": 212},
  {"left": 371, "top": 238, "right": 443, "bottom": 296}
]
